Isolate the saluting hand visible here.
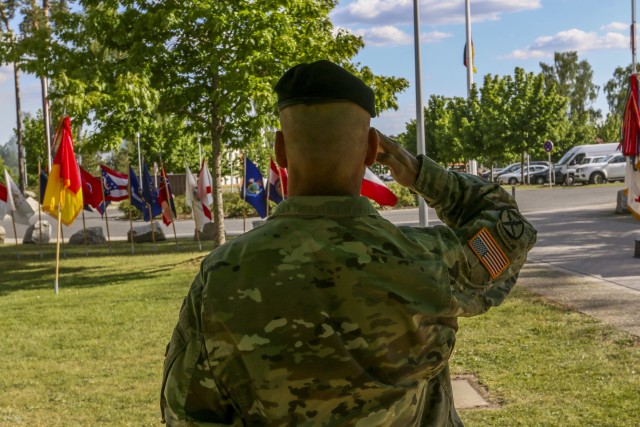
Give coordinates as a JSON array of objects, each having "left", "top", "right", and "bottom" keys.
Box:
[{"left": 374, "top": 129, "right": 420, "bottom": 188}]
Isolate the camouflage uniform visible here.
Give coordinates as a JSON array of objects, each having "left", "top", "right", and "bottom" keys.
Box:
[{"left": 161, "top": 155, "right": 536, "bottom": 426}]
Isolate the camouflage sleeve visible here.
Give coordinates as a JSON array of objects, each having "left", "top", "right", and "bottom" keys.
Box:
[
  {"left": 409, "top": 155, "right": 537, "bottom": 316},
  {"left": 161, "top": 270, "right": 240, "bottom": 426}
]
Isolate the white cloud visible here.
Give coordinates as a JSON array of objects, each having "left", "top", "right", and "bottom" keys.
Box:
[
  {"left": 332, "top": 0, "right": 541, "bottom": 26},
  {"left": 352, "top": 25, "right": 413, "bottom": 46},
  {"left": 506, "top": 28, "right": 628, "bottom": 59},
  {"left": 347, "top": 25, "right": 451, "bottom": 46},
  {"left": 601, "top": 22, "right": 628, "bottom": 31},
  {"left": 423, "top": 31, "right": 452, "bottom": 43}
]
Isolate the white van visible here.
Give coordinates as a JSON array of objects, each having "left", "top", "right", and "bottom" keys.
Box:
[{"left": 554, "top": 143, "right": 620, "bottom": 185}]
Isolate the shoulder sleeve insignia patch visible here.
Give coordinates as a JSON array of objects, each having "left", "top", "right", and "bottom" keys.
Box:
[
  {"left": 468, "top": 227, "right": 510, "bottom": 279},
  {"left": 499, "top": 209, "right": 525, "bottom": 239}
]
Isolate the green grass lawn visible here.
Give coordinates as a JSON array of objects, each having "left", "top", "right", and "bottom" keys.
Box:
[{"left": 0, "top": 242, "right": 638, "bottom": 426}]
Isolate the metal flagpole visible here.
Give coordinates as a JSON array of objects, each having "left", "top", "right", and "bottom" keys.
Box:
[
  {"left": 60, "top": 223, "right": 66, "bottom": 259},
  {"left": 148, "top": 205, "right": 157, "bottom": 250},
  {"left": 191, "top": 195, "right": 202, "bottom": 252},
  {"left": 81, "top": 209, "right": 88, "bottom": 256},
  {"left": 160, "top": 158, "right": 179, "bottom": 250},
  {"left": 37, "top": 160, "right": 43, "bottom": 258},
  {"left": 11, "top": 211, "right": 19, "bottom": 260},
  {"left": 54, "top": 189, "right": 63, "bottom": 294},
  {"left": 136, "top": 132, "right": 142, "bottom": 181},
  {"left": 100, "top": 177, "right": 112, "bottom": 254},
  {"left": 242, "top": 154, "right": 247, "bottom": 233},
  {"left": 265, "top": 162, "right": 271, "bottom": 217},
  {"left": 465, "top": 0, "right": 474, "bottom": 97},
  {"left": 127, "top": 164, "right": 135, "bottom": 254},
  {"left": 413, "top": 0, "right": 428, "bottom": 227},
  {"left": 41, "top": 77, "right": 52, "bottom": 170},
  {"left": 465, "top": 0, "right": 478, "bottom": 176},
  {"left": 628, "top": 0, "right": 638, "bottom": 204}
]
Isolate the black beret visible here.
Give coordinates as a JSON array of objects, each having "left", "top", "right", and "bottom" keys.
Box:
[{"left": 275, "top": 60, "right": 376, "bottom": 117}]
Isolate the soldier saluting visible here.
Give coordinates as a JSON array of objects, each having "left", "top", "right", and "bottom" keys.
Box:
[{"left": 161, "top": 60, "right": 536, "bottom": 426}]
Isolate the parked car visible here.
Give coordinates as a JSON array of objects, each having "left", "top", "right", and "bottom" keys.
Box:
[
  {"left": 553, "top": 143, "right": 620, "bottom": 185},
  {"left": 492, "top": 161, "right": 549, "bottom": 182},
  {"left": 528, "top": 167, "right": 554, "bottom": 185},
  {"left": 575, "top": 154, "right": 627, "bottom": 184},
  {"left": 497, "top": 165, "right": 550, "bottom": 185}
]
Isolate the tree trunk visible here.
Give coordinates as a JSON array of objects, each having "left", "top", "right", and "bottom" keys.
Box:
[
  {"left": 13, "top": 65, "right": 27, "bottom": 192},
  {"left": 210, "top": 120, "right": 226, "bottom": 248},
  {"left": 520, "top": 152, "right": 525, "bottom": 184}
]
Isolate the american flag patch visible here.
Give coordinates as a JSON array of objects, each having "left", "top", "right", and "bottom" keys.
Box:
[{"left": 468, "top": 227, "right": 510, "bottom": 278}]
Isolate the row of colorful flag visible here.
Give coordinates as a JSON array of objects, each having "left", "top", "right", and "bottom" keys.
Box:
[{"left": 2, "top": 117, "right": 400, "bottom": 237}]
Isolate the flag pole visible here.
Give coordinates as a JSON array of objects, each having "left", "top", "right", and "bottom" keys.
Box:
[
  {"left": 11, "top": 211, "right": 19, "bottom": 260},
  {"left": 412, "top": 0, "right": 428, "bottom": 227},
  {"left": 191, "top": 197, "right": 202, "bottom": 252},
  {"left": 187, "top": 161, "right": 202, "bottom": 251},
  {"left": 37, "top": 160, "right": 43, "bottom": 258},
  {"left": 127, "top": 164, "right": 135, "bottom": 254},
  {"left": 160, "top": 158, "right": 179, "bottom": 250},
  {"left": 265, "top": 160, "right": 271, "bottom": 217},
  {"left": 148, "top": 205, "right": 157, "bottom": 250},
  {"left": 60, "top": 224, "right": 66, "bottom": 259},
  {"left": 81, "top": 209, "right": 88, "bottom": 256},
  {"left": 54, "top": 189, "right": 63, "bottom": 295},
  {"left": 100, "top": 177, "right": 112, "bottom": 254},
  {"left": 242, "top": 154, "right": 246, "bottom": 233}
]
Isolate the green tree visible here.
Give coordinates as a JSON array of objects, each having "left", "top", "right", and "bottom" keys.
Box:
[
  {"left": 603, "top": 64, "right": 638, "bottom": 117},
  {"left": 126, "top": 0, "right": 408, "bottom": 247},
  {"left": 539, "top": 51, "right": 600, "bottom": 120},
  {"left": 1, "top": 0, "right": 27, "bottom": 192}
]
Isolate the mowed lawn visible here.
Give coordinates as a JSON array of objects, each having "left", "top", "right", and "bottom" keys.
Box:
[{"left": 1, "top": 242, "right": 638, "bottom": 426}]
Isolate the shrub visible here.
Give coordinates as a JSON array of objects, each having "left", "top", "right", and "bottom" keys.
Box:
[
  {"left": 117, "top": 200, "right": 142, "bottom": 220},
  {"left": 388, "top": 182, "right": 418, "bottom": 208}
]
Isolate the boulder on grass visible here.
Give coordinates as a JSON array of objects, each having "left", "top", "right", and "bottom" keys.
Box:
[
  {"left": 23, "top": 220, "right": 51, "bottom": 244},
  {"left": 0, "top": 225, "right": 5, "bottom": 244},
  {"left": 128, "top": 224, "right": 166, "bottom": 243},
  {"left": 69, "top": 227, "right": 106, "bottom": 245},
  {"left": 196, "top": 222, "right": 216, "bottom": 241}
]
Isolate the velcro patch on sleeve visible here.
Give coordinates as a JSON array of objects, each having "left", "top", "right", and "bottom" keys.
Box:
[{"left": 468, "top": 227, "right": 510, "bottom": 279}]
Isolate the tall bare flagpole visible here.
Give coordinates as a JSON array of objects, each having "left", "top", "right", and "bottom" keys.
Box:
[
  {"left": 465, "top": 0, "right": 478, "bottom": 175},
  {"left": 413, "top": 0, "right": 428, "bottom": 227},
  {"left": 627, "top": 0, "right": 637, "bottom": 203}
]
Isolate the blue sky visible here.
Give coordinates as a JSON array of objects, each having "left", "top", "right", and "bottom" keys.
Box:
[{"left": 0, "top": 0, "right": 635, "bottom": 145}]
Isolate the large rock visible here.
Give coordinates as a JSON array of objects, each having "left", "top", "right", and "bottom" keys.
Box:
[
  {"left": 23, "top": 220, "right": 51, "bottom": 244},
  {"left": 196, "top": 222, "right": 216, "bottom": 241},
  {"left": 0, "top": 225, "right": 5, "bottom": 244},
  {"left": 615, "top": 189, "right": 629, "bottom": 214},
  {"left": 69, "top": 227, "right": 106, "bottom": 245},
  {"left": 128, "top": 223, "right": 166, "bottom": 243}
]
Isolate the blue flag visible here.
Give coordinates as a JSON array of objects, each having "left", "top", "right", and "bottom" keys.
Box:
[
  {"left": 129, "top": 166, "right": 160, "bottom": 222},
  {"left": 142, "top": 162, "right": 163, "bottom": 219},
  {"left": 241, "top": 157, "right": 267, "bottom": 218}
]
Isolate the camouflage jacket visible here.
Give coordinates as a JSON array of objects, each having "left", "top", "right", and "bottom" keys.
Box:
[{"left": 161, "top": 155, "right": 536, "bottom": 426}]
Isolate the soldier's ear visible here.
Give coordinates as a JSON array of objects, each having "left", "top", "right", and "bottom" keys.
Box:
[
  {"left": 275, "top": 131, "right": 288, "bottom": 168},
  {"left": 364, "top": 127, "right": 379, "bottom": 167}
]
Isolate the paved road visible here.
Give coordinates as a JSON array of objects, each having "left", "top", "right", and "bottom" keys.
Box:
[{"left": 3, "top": 185, "right": 639, "bottom": 292}]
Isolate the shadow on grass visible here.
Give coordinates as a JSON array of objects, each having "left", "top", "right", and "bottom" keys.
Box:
[{"left": 0, "top": 240, "right": 208, "bottom": 296}]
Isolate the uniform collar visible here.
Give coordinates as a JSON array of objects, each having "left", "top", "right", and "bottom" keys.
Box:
[{"left": 270, "top": 196, "right": 380, "bottom": 218}]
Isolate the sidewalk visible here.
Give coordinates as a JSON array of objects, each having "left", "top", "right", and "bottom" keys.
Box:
[{"left": 517, "top": 258, "right": 640, "bottom": 338}]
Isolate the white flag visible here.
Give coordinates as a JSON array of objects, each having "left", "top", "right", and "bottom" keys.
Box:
[
  {"left": 186, "top": 163, "right": 211, "bottom": 232},
  {"left": 4, "top": 169, "right": 36, "bottom": 225},
  {"left": 197, "top": 159, "right": 214, "bottom": 220}
]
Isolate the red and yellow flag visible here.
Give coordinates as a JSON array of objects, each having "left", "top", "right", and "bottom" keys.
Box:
[{"left": 42, "top": 117, "right": 83, "bottom": 225}]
